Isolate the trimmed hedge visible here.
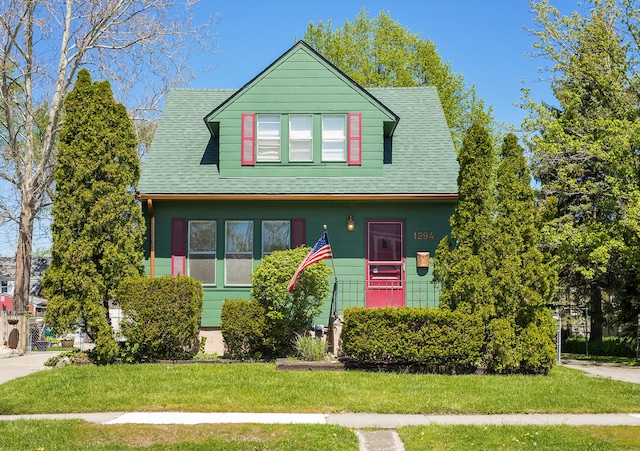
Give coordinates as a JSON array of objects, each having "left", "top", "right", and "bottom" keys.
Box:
[
  {"left": 221, "top": 300, "right": 266, "bottom": 359},
  {"left": 562, "top": 336, "right": 636, "bottom": 357},
  {"left": 117, "top": 275, "right": 203, "bottom": 362},
  {"left": 341, "top": 307, "right": 484, "bottom": 371}
]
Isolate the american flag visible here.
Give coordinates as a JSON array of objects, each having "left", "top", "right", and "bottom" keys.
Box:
[{"left": 287, "top": 231, "right": 333, "bottom": 292}]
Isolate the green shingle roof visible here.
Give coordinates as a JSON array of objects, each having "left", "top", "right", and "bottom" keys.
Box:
[{"left": 138, "top": 87, "right": 458, "bottom": 196}]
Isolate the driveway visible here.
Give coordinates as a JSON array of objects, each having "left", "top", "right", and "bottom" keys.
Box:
[
  {"left": 0, "top": 352, "right": 57, "bottom": 385},
  {"left": 562, "top": 360, "right": 640, "bottom": 384}
]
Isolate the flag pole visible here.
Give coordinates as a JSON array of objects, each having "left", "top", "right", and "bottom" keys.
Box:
[{"left": 324, "top": 225, "right": 339, "bottom": 322}]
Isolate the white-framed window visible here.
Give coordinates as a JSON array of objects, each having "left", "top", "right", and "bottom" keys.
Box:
[
  {"left": 225, "top": 221, "right": 254, "bottom": 286},
  {"left": 188, "top": 220, "right": 216, "bottom": 285},
  {"left": 289, "top": 115, "right": 313, "bottom": 161},
  {"left": 262, "top": 221, "right": 291, "bottom": 256},
  {"left": 257, "top": 115, "right": 281, "bottom": 161},
  {"left": 322, "top": 114, "right": 346, "bottom": 161},
  {"left": 1, "top": 280, "right": 8, "bottom": 294}
]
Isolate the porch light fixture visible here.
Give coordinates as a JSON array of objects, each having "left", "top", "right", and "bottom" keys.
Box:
[{"left": 346, "top": 215, "right": 356, "bottom": 232}]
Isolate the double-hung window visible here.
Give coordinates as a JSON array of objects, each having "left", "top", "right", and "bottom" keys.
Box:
[
  {"left": 225, "top": 221, "right": 254, "bottom": 286},
  {"left": 322, "top": 115, "right": 346, "bottom": 161},
  {"left": 289, "top": 115, "right": 313, "bottom": 161},
  {"left": 256, "top": 115, "right": 281, "bottom": 161},
  {"left": 188, "top": 221, "right": 216, "bottom": 285},
  {"left": 262, "top": 221, "right": 291, "bottom": 256}
]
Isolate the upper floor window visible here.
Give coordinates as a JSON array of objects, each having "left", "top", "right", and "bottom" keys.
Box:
[
  {"left": 225, "top": 221, "right": 254, "bottom": 286},
  {"left": 257, "top": 115, "right": 281, "bottom": 162},
  {"left": 289, "top": 115, "right": 313, "bottom": 162},
  {"left": 188, "top": 220, "right": 216, "bottom": 285},
  {"left": 322, "top": 115, "right": 346, "bottom": 161},
  {"left": 1, "top": 280, "right": 8, "bottom": 294},
  {"left": 262, "top": 220, "right": 291, "bottom": 256}
]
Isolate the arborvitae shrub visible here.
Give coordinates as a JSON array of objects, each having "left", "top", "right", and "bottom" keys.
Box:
[
  {"left": 117, "top": 275, "right": 203, "bottom": 362},
  {"left": 221, "top": 300, "right": 266, "bottom": 358}
]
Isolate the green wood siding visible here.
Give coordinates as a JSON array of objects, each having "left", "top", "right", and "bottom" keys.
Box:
[
  {"left": 144, "top": 199, "right": 454, "bottom": 327},
  {"left": 209, "top": 45, "right": 393, "bottom": 178}
]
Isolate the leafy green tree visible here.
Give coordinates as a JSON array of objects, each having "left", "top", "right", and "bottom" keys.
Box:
[
  {"left": 251, "top": 246, "right": 332, "bottom": 356},
  {"left": 435, "top": 122, "right": 496, "bottom": 321},
  {"left": 524, "top": 0, "right": 640, "bottom": 340},
  {"left": 303, "top": 9, "right": 493, "bottom": 149},
  {"left": 43, "top": 69, "right": 145, "bottom": 363}
]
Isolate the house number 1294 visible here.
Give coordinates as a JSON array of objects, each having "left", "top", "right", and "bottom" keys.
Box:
[{"left": 413, "top": 232, "right": 434, "bottom": 240}]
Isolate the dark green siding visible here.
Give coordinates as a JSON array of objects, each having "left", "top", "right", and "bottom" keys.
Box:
[{"left": 144, "top": 199, "right": 454, "bottom": 327}]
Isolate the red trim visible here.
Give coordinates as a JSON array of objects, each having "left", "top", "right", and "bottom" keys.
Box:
[
  {"left": 241, "top": 113, "right": 255, "bottom": 166},
  {"left": 291, "top": 218, "right": 306, "bottom": 248},
  {"left": 171, "top": 217, "right": 187, "bottom": 276},
  {"left": 348, "top": 112, "right": 362, "bottom": 165}
]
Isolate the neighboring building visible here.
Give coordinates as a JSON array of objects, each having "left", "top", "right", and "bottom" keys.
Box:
[
  {"left": 137, "top": 41, "right": 458, "bottom": 352},
  {"left": 0, "top": 257, "right": 50, "bottom": 315}
]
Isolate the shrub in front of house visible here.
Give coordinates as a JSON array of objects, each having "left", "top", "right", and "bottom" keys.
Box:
[
  {"left": 250, "top": 247, "right": 332, "bottom": 357},
  {"left": 220, "top": 300, "right": 266, "bottom": 359},
  {"left": 562, "top": 335, "right": 636, "bottom": 358},
  {"left": 117, "top": 275, "right": 203, "bottom": 362},
  {"left": 341, "top": 307, "right": 484, "bottom": 372}
]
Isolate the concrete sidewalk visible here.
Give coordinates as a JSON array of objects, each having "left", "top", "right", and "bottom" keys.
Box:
[{"left": 0, "top": 411, "right": 639, "bottom": 427}]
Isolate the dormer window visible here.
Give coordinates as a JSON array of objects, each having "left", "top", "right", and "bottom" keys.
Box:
[
  {"left": 322, "top": 115, "right": 346, "bottom": 161},
  {"left": 241, "top": 112, "right": 361, "bottom": 166},
  {"left": 256, "top": 115, "right": 281, "bottom": 162},
  {"left": 289, "top": 115, "right": 313, "bottom": 161}
]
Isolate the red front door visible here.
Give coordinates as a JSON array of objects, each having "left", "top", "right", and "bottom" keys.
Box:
[{"left": 366, "top": 220, "right": 405, "bottom": 307}]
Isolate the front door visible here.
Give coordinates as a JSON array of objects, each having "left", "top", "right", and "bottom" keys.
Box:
[{"left": 366, "top": 220, "right": 405, "bottom": 307}]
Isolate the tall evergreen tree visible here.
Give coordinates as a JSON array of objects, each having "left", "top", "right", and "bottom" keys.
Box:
[
  {"left": 43, "top": 69, "right": 145, "bottom": 363},
  {"left": 435, "top": 122, "right": 496, "bottom": 321},
  {"left": 491, "top": 134, "right": 556, "bottom": 325}
]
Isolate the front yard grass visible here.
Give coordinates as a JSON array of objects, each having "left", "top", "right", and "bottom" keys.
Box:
[
  {"left": 0, "top": 420, "right": 358, "bottom": 450},
  {"left": 399, "top": 425, "right": 640, "bottom": 450},
  {"left": 0, "top": 362, "right": 639, "bottom": 415}
]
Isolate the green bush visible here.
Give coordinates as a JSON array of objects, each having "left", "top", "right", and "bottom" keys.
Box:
[
  {"left": 485, "top": 318, "right": 520, "bottom": 373},
  {"left": 117, "top": 275, "right": 203, "bottom": 362},
  {"left": 251, "top": 247, "right": 332, "bottom": 357},
  {"left": 221, "top": 300, "right": 266, "bottom": 358},
  {"left": 341, "top": 307, "right": 484, "bottom": 371},
  {"left": 562, "top": 336, "right": 636, "bottom": 357},
  {"left": 518, "top": 309, "right": 556, "bottom": 374}
]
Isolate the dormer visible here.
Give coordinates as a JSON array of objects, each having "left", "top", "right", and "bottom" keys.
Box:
[{"left": 204, "top": 41, "right": 398, "bottom": 178}]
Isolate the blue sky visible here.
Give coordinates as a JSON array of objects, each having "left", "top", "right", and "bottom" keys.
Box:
[
  {"left": 0, "top": 1, "right": 580, "bottom": 257},
  {"left": 186, "top": 1, "right": 580, "bottom": 129}
]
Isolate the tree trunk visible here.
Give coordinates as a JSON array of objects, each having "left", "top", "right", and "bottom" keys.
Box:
[
  {"left": 12, "top": 203, "right": 34, "bottom": 314},
  {"left": 589, "top": 285, "right": 604, "bottom": 342}
]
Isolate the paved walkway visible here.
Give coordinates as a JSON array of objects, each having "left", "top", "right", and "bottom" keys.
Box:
[{"left": 1, "top": 353, "right": 639, "bottom": 451}]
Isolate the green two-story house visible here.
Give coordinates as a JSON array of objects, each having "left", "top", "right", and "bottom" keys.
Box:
[{"left": 137, "top": 41, "right": 458, "bottom": 354}]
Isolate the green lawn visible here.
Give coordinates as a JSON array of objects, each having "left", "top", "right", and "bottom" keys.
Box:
[
  {"left": 0, "top": 420, "right": 359, "bottom": 450},
  {"left": 0, "top": 362, "right": 639, "bottom": 415},
  {"left": 399, "top": 425, "right": 640, "bottom": 450}
]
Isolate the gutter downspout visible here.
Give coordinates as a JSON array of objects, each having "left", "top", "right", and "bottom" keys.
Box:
[{"left": 147, "top": 199, "right": 155, "bottom": 278}]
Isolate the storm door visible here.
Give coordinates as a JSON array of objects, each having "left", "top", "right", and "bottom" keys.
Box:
[{"left": 365, "top": 220, "right": 405, "bottom": 307}]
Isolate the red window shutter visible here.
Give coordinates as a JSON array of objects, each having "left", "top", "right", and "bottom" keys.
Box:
[
  {"left": 348, "top": 113, "right": 362, "bottom": 165},
  {"left": 241, "top": 113, "right": 255, "bottom": 166},
  {"left": 291, "top": 218, "right": 306, "bottom": 248},
  {"left": 171, "top": 217, "right": 186, "bottom": 276}
]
